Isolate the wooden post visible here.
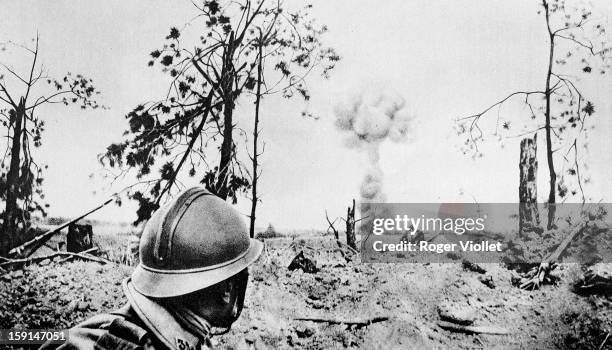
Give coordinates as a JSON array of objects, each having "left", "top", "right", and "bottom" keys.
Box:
[
  {"left": 346, "top": 199, "right": 357, "bottom": 250},
  {"left": 519, "top": 134, "right": 540, "bottom": 235}
]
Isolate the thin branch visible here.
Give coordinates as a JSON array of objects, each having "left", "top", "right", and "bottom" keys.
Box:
[
  {"left": 155, "top": 90, "right": 215, "bottom": 205},
  {"left": 294, "top": 316, "right": 389, "bottom": 328},
  {"left": 457, "top": 90, "right": 547, "bottom": 122},
  {"left": 0, "top": 82, "right": 17, "bottom": 108},
  {"left": 24, "top": 35, "right": 40, "bottom": 102},
  {"left": 556, "top": 34, "right": 601, "bottom": 56}
]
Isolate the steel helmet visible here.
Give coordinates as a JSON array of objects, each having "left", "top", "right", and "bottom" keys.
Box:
[{"left": 131, "top": 187, "right": 263, "bottom": 298}]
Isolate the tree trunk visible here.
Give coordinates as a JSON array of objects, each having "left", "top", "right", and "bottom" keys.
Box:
[
  {"left": 543, "top": 0, "right": 557, "bottom": 229},
  {"left": 215, "top": 33, "right": 237, "bottom": 201},
  {"left": 519, "top": 134, "right": 539, "bottom": 236},
  {"left": 216, "top": 98, "right": 234, "bottom": 200},
  {"left": 1, "top": 97, "right": 25, "bottom": 256},
  {"left": 249, "top": 36, "right": 263, "bottom": 238},
  {"left": 346, "top": 199, "right": 357, "bottom": 250}
]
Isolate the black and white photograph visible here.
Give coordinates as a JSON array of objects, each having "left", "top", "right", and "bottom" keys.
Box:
[{"left": 0, "top": 0, "right": 612, "bottom": 349}]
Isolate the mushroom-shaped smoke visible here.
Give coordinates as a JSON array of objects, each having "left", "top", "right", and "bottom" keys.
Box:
[{"left": 334, "top": 89, "right": 415, "bottom": 203}]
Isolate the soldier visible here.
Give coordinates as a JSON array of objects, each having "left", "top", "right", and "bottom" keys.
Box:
[{"left": 42, "top": 187, "right": 263, "bottom": 350}]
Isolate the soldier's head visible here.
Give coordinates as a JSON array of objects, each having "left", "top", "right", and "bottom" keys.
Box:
[{"left": 130, "top": 187, "right": 262, "bottom": 328}]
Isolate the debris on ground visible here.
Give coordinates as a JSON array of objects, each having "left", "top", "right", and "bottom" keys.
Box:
[
  {"left": 462, "top": 259, "right": 486, "bottom": 274},
  {"left": 437, "top": 321, "right": 510, "bottom": 335},
  {"left": 4, "top": 233, "right": 612, "bottom": 349},
  {"left": 0, "top": 260, "right": 130, "bottom": 330},
  {"left": 0, "top": 247, "right": 110, "bottom": 270},
  {"left": 437, "top": 303, "right": 477, "bottom": 326},
  {"left": 574, "top": 263, "right": 612, "bottom": 296},
  {"left": 294, "top": 323, "right": 316, "bottom": 338},
  {"left": 294, "top": 316, "right": 389, "bottom": 329},
  {"left": 518, "top": 223, "right": 588, "bottom": 290},
  {"left": 8, "top": 198, "right": 113, "bottom": 259},
  {"left": 288, "top": 251, "right": 318, "bottom": 273},
  {"left": 478, "top": 274, "right": 496, "bottom": 289},
  {"left": 513, "top": 262, "right": 560, "bottom": 289}
]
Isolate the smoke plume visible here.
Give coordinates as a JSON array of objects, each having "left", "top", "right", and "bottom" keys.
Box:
[{"left": 334, "top": 89, "right": 415, "bottom": 203}]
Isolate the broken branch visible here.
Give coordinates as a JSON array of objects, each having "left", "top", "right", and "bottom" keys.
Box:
[
  {"left": 437, "top": 321, "right": 510, "bottom": 335},
  {"left": 58, "top": 247, "right": 98, "bottom": 263},
  {"left": 520, "top": 222, "right": 589, "bottom": 290},
  {"left": 294, "top": 316, "right": 389, "bottom": 327},
  {"left": 325, "top": 210, "right": 339, "bottom": 240},
  {"left": 0, "top": 250, "right": 109, "bottom": 268}
]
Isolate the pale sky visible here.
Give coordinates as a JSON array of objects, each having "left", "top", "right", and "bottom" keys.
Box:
[{"left": 1, "top": 0, "right": 611, "bottom": 230}]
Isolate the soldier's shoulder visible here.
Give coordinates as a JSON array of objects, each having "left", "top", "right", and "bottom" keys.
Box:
[{"left": 40, "top": 305, "right": 159, "bottom": 350}]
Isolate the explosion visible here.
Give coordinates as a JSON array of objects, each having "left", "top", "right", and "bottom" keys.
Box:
[{"left": 333, "top": 89, "right": 415, "bottom": 203}]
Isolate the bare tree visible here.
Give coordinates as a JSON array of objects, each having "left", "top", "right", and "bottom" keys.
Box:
[
  {"left": 249, "top": 31, "right": 264, "bottom": 238},
  {"left": 456, "top": 0, "right": 611, "bottom": 226},
  {"left": 102, "top": 0, "right": 339, "bottom": 225},
  {"left": 0, "top": 37, "right": 101, "bottom": 255}
]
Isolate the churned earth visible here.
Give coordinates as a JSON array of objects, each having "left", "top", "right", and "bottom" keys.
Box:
[{"left": 1, "top": 236, "right": 610, "bottom": 349}]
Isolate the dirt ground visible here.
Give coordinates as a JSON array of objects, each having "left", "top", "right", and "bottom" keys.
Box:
[{"left": 1, "top": 236, "right": 611, "bottom": 349}]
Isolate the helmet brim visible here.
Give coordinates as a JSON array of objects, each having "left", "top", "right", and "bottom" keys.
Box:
[{"left": 132, "top": 238, "right": 263, "bottom": 298}]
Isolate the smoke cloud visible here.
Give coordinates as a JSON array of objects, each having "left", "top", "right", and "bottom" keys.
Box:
[{"left": 333, "top": 89, "right": 415, "bottom": 203}]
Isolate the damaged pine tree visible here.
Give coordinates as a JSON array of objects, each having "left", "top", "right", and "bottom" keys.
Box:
[{"left": 518, "top": 134, "right": 541, "bottom": 237}]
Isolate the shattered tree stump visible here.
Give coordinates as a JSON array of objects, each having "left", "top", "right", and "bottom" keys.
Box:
[
  {"left": 67, "top": 223, "right": 93, "bottom": 253},
  {"left": 346, "top": 199, "right": 357, "bottom": 250},
  {"left": 519, "top": 134, "right": 540, "bottom": 236}
]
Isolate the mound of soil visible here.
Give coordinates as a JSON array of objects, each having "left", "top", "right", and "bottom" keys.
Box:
[
  {"left": 0, "top": 260, "right": 130, "bottom": 331},
  {"left": 2, "top": 237, "right": 611, "bottom": 349}
]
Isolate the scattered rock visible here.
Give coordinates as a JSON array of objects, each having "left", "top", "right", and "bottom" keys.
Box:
[
  {"left": 244, "top": 334, "right": 257, "bottom": 344},
  {"left": 307, "top": 293, "right": 320, "bottom": 301},
  {"left": 322, "top": 276, "right": 335, "bottom": 285},
  {"left": 534, "top": 309, "right": 541, "bottom": 316},
  {"left": 67, "top": 300, "right": 78, "bottom": 312},
  {"left": 294, "top": 324, "right": 315, "bottom": 338},
  {"left": 478, "top": 275, "right": 496, "bottom": 289},
  {"left": 438, "top": 303, "right": 477, "bottom": 326},
  {"left": 12, "top": 270, "right": 24, "bottom": 278},
  {"left": 79, "top": 301, "right": 90, "bottom": 311},
  {"left": 305, "top": 299, "right": 325, "bottom": 309}
]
